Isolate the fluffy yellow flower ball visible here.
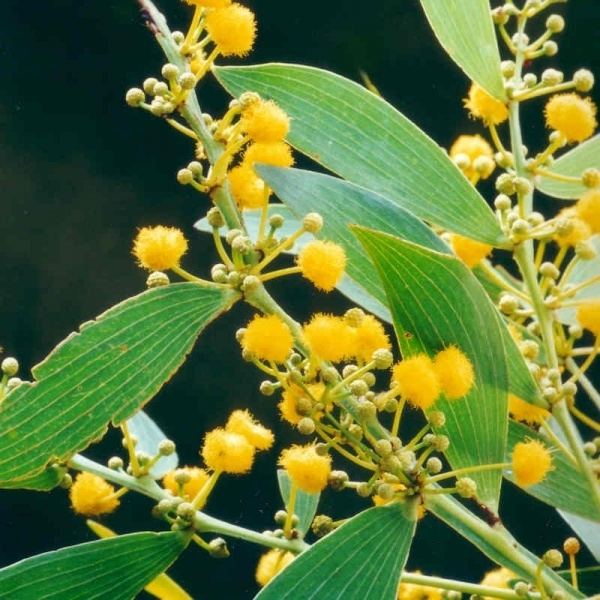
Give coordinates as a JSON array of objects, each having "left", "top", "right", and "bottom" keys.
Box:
[
  {"left": 243, "top": 142, "right": 294, "bottom": 172},
  {"left": 163, "top": 466, "right": 210, "bottom": 500},
  {"left": 433, "top": 345, "right": 475, "bottom": 400},
  {"left": 228, "top": 165, "right": 268, "bottom": 209},
  {"left": 576, "top": 300, "right": 600, "bottom": 337},
  {"left": 205, "top": 3, "right": 256, "bottom": 57},
  {"left": 479, "top": 567, "right": 516, "bottom": 600},
  {"left": 242, "top": 314, "right": 294, "bottom": 362},
  {"left": 392, "top": 354, "right": 441, "bottom": 410},
  {"left": 512, "top": 440, "right": 553, "bottom": 487},
  {"left": 449, "top": 134, "right": 495, "bottom": 180},
  {"left": 297, "top": 240, "right": 347, "bottom": 292},
  {"left": 555, "top": 210, "right": 592, "bottom": 247},
  {"left": 575, "top": 189, "right": 600, "bottom": 233},
  {"left": 449, "top": 234, "right": 492, "bottom": 268},
  {"left": 69, "top": 472, "right": 120, "bottom": 517},
  {"left": 241, "top": 99, "right": 291, "bottom": 143},
  {"left": 226, "top": 409, "right": 274, "bottom": 450},
  {"left": 279, "top": 444, "right": 331, "bottom": 493},
  {"left": 397, "top": 572, "right": 443, "bottom": 600},
  {"left": 255, "top": 549, "right": 295, "bottom": 587},
  {"left": 508, "top": 394, "right": 549, "bottom": 426},
  {"left": 464, "top": 83, "right": 508, "bottom": 125},
  {"left": 278, "top": 383, "right": 325, "bottom": 425},
  {"left": 351, "top": 314, "right": 391, "bottom": 362},
  {"left": 132, "top": 225, "right": 188, "bottom": 271},
  {"left": 302, "top": 314, "right": 355, "bottom": 362},
  {"left": 545, "top": 93, "right": 597, "bottom": 143},
  {"left": 201, "top": 428, "right": 256, "bottom": 474}
]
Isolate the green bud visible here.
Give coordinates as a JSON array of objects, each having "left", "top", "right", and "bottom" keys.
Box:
[
  {"left": 125, "top": 87, "right": 145, "bottom": 107},
  {"left": 146, "top": 271, "right": 170, "bottom": 288},
  {"left": 456, "top": 477, "right": 477, "bottom": 498},
  {"left": 328, "top": 470, "right": 349, "bottom": 491},
  {"left": 1, "top": 357, "right": 19, "bottom": 377},
  {"left": 208, "top": 538, "right": 230, "bottom": 559},
  {"left": 543, "top": 549, "right": 563, "bottom": 568},
  {"left": 546, "top": 14, "right": 564, "bottom": 33},
  {"left": 302, "top": 212, "right": 324, "bottom": 233},
  {"left": 158, "top": 439, "right": 176, "bottom": 456}
]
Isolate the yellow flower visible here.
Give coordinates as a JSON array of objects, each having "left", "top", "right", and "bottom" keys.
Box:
[
  {"left": 508, "top": 394, "right": 549, "bottom": 425},
  {"left": 279, "top": 444, "right": 332, "bottom": 493},
  {"left": 69, "top": 473, "right": 120, "bottom": 517},
  {"left": 255, "top": 549, "right": 295, "bottom": 587},
  {"left": 512, "top": 440, "right": 553, "bottom": 487},
  {"left": 242, "top": 314, "right": 294, "bottom": 362},
  {"left": 392, "top": 354, "right": 441, "bottom": 410},
  {"left": 555, "top": 209, "right": 592, "bottom": 247},
  {"left": 575, "top": 189, "right": 600, "bottom": 233},
  {"left": 545, "top": 93, "right": 597, "bottom": 143},
  {"left": 576, "top": 300, "right": 600, "bottom": 337},
  {"left": 397, "top": 571, "right": 443, "bottom": 600},
  {"left": 479, "top": 567, "right": 516, "bottom": 600},
  {"left": 297, "top": 240, "right": 347, "bottom": 292},
  {"left": 433, "top": 346, "right": 475, "bottom": 400},
  {"left": 302, "top": 314, "right": 355, "bottom": 362},
  {"left": 449, "top": 233, "right": 492, "bottom": 268},
  {"left": 228, "top": 165, "right": 268, "bottom": 209},
  {"left": 201, "top": 428, "right": 255, "bottom": 474},
  {"left": 464, "top": 83, "right": 508, "bottom": 125},
  {"left": 241, "top": 99, "right": 290, "bottom": 143},
  {"left": 351, "top": 314, "right": 391, "bottom": 363},
  {"left": 449, "top": 134, "right": 495, "bottom": 180},
  {"left": 243, "top": 142, "right": 294, "bottom": 172},
  {"left": 226, "top": 409, "right": 274, "bottom": 450},
  {"left": 205, "top": 3, "right": 256, "bottom": 57},
  {"left": 163, "top": 467, "right": 210, "bottom": 500},
  {"left": 278, "top": 383, "right": 325, "bottom": 425},
  {"left": 132, "top": 226, "right": 188, "bottom": 271},
  {"left": 184, "top": 0, "right": 231, "bottom": 6}
]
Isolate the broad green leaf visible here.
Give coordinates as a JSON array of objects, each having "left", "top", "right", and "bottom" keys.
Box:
[
  {"left": 558, "top": 511, "right": 600, "bottom": 561},
  {"left": 537, "top": 134, "right": 600, "bottom": 199},
  {"left": 0, "top": 531, "right": 188, "bottom": 599},
  {"left": 556, "top": 234, "right": 600, "bottom": 326},
  {"left": 215, "top": 64, "right": 506, "bottom": 245},
  {"left": 558, "top": 566, "right": 600, "bottom": 596},
  {"left": 257, "top": 502, "right": 417, "bottom": 600},
  {"left": 354, "top": 227, "right": 508, "bottom": 508},
  {"left": 127, "top": 410, "right": 179, "bottom": 479},
  {"left": 257, "top": 166, "right": 540, "bottom": 408},
  {"left": 276, "top": 470, "right": 320, "bottom": 536},
  {"left": 0, "top": 466, "right": 64, "bottom": 491},
  {"left": 426, "top": 493, "right": 583, "bottom": 597},
  {"left": 87, "top": 520, "right": 192, "bottom": 600},
  {"left": 0, "top": 284, "right": 238, "bottom": 486},
  {"left": 505, "top": 420, "right": 600, "bottom": 522},
  {"left": 420, "top": 0, "right": 505, "bottom": 100}
]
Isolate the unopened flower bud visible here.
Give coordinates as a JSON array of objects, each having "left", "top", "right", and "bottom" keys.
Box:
[
  {"left": 1, "top": 357, "right": 19, "bottom": 377},
  {"left": 582, "top": 168, "right": 600, "bottom": 188},
  {"left": 179, "top": 72, "right": 196, "bottom": 90},
  {"left": 374, "top": 439, "right": 393, "bottom": 457},
  {"left": 298, "top": 417, "right": 316, "bottom": 435},
  {"left": 174, "top": 469, "right": 191, "bottom": 485},
  {"left": 492, "top": 7, "right": 509, "bottom": 25},
  {"left": 153, "top": 81, "right": 169, "bottom": 97},
  {"left": 494, "top": 194, "right": 512, "bottom": 211},
  {"left": 312, "top": 514, "right": 334, "bottom": 537},
  {"left": 372, "top": 349, "right": 393, "bottom": 370},
  {"left": 225, "top": 229, "right": 242, "bottom": 245},
  {"left": 59, "top": 473, "right": 73, "bottom": 489},
  {"left": 523, "top": 73, "right": 538, "bottom": 88},
  {"left": 348, "top": 424, "right": 364, "bottom": 441},
  {"left": 543, "top": 41, "right": 558, "bottom": 56},
  {"left": 268, "top": 213, "right": 285, "bottom": 229},
  {"left": 512, "top": 32, "right": 529, "bottom": 48},
  {"left": 206, "top": 207, "right": 225, "bottom": 229},
  {"left": 143, "top": 77, "right": 158, "bottom": 94},
  {"left": 161, "top": 63, "right": 179, "bottom": 80},
  {"left": 501, "top": 60, "right": 516, "bottom": 78},
  {"left": 456, "top": 477, "right": 477, "bottom": 498},
  {"left": 274, "top": 510, "right": 287, "bottom": 525},
  {"left": 520, "top": 340, "right": 539, "bottom": 359},
  {"left": 125, "top": 88, "right": 145, "bottom": 107},
  {"left": 543, "top": 549, "right": 563, "bottom": 568},
  {"left": 561, "top": 381, "right": 577, "bottom": 397},
  {"left": 259, "top": 380, "right": 275, "bottom": 396},
  {"left": 177, "top": 168, "right": 193, "bottom": 185},
  {"left": 429, "top": 411, "right": 446, "bottom": 428},
  {"left": 232, "top": 235, "right": 252, "bottom": 255},
  {"left": 177, "top": 502, "right": 196, "bottom": 521},
  {"left": 426, "top": 457, "right": 443, "bottom": 474},
  {"left": 496, "top": 173, "right": 516, "bottom": 195},
  {"left": 474, "top": 156, "right": 495, "bottom": 178},
  {"left": 108, "top": 456, "right": 124, "bottom": 470},
  {"left": 499, "top": 294, "right": 519, "bottom": 315},
  {"left": 328, "top": 470, "right": 349, "bottom": 491},
  {"left": 357, "top": 398, "right": 377, "bottom": 420},
  {"left": 356, "top": 482, "right": 372, "bottom": 497},
  {"left": 147, "top": 271, "right": 170, "bottom": 288},
  {"left": 349, "top": 379, "right": 369, "bottom": 397},
  {"left": 208, "top": 538, "right": 229, "bottom": 558},
  {"left": 539, "top": 262, "right": 559, "bottom": 279},
  {"left": 303, "top": 212, "right": 323, "bottom": 233},
  {"left": 575, "top": 241, "right": 597, "bottom": 260},
  {"left": 158, "top": 439, "right": 176, "bottom": 456},
  {"left": 6, "top": 377, "right": 22, "bottom": 390},
  {"left": 432, "top": 435, "right": 450, "bottom": 452},
  {"left": 239, "top": 92, "right": 260, "bottom": 107},
  {"left": 542, "top": 69, "right": 563, "bottom": 86},
  {"left": 583, "top": 442, "right": 597, "bottom": 456},
  {"left": 546, "top": 14, "right": 564, "bottom": 33},
  {"left": 376, "top": 483, "right": 395, "bottom": 500}
]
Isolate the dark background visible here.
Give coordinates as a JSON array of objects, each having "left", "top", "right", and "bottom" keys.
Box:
[{"left": 0, "top": 0, "right": 598, "bottom": 598}]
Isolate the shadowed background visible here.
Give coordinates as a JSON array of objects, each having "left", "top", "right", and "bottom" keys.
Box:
[{"left": 0, "top": 0, "right": 599, "bottom": 597}]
